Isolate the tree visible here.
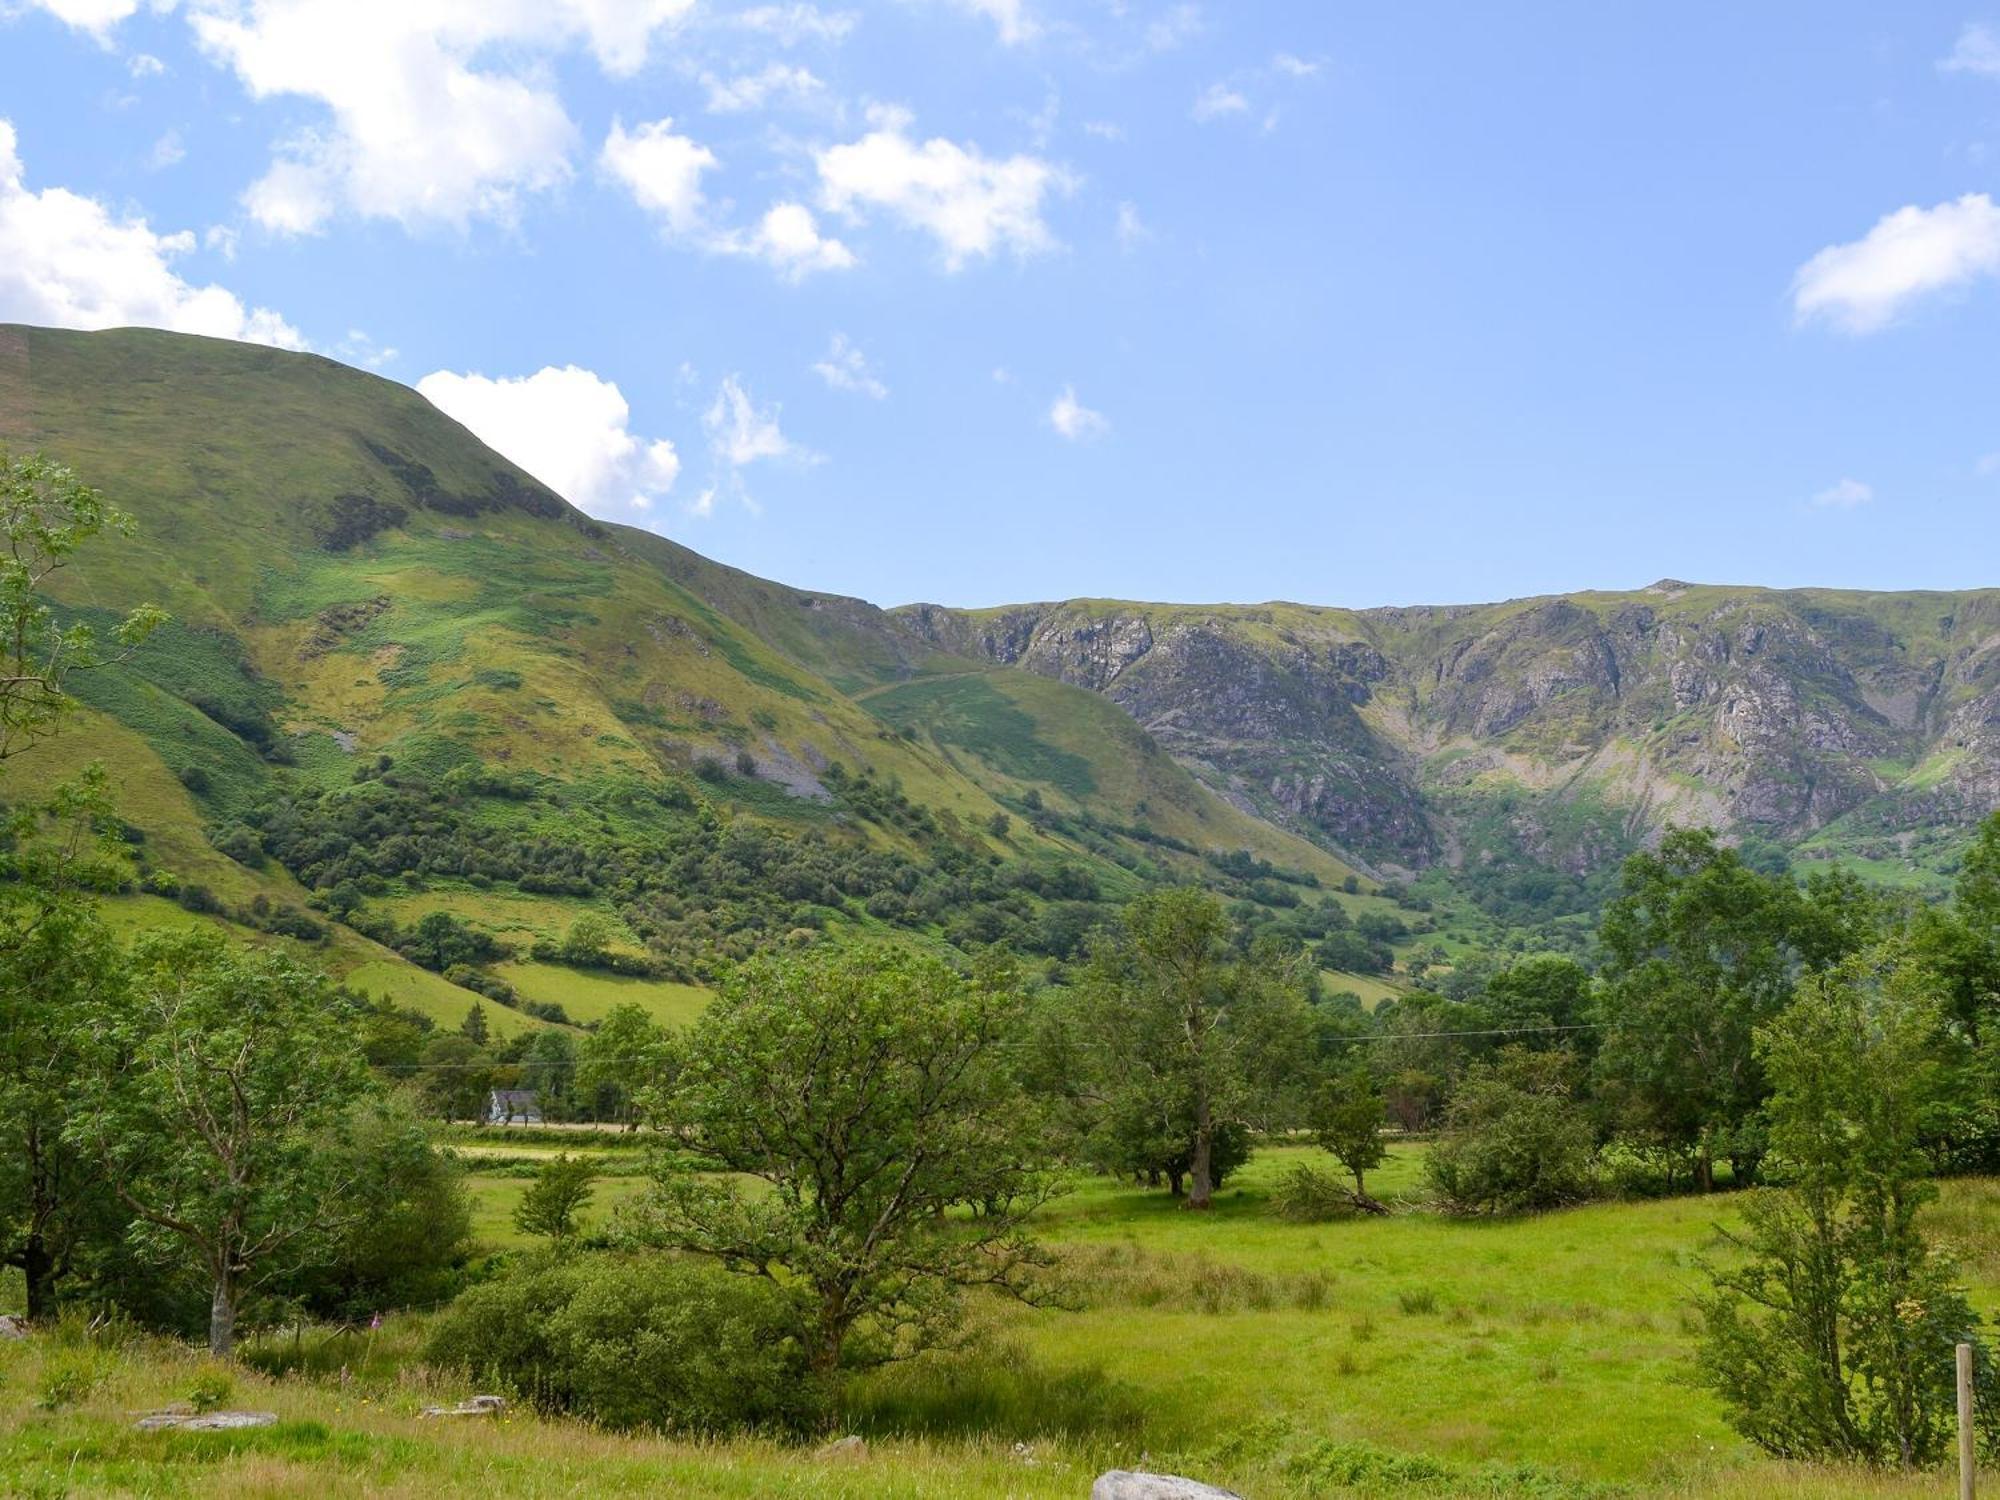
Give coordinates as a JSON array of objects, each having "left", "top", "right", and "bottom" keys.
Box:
[
  {"left": 419, "top": 1034, "right": 493, "bottom": 1122},
  {"left": 1594, "top": 830, "right": 1831, "bottom": 1190},
  {"left": 636, "top": 946, "right": 1056, "bottom": 1381},
  {"left": 458, "top": 1001, "right": 490, "bottom": 1046},
  {"left": 1425, "top": 1048, "right": 1599, "bottom": 1214},
  {"left": 1083, "top": 888, "right": 1311, "bottom": 1208},
  {"left": 1310, "top": 1066, "right": 1389, "bottom": 1213},
  {"left": 0, "top": 891, "right": 128, "bottom": 1319},
  {"left": 559, "top": 912, "right": 616, "bottom": 968},
  {"left": 1697, "top": 949, "right": 1994, "bottom": 1466},
  {"left": 76, "top": 931, "right": 373, "bottom": 1354},
  {"left": 577, "top": 1003, "right": 668, "bottom": 1126},
  {"left": 0, "top": 449, "right": 164, "bottom": 764},
  {"left": 514, "top": 1153, "right": 600, "bottom": 1250}
]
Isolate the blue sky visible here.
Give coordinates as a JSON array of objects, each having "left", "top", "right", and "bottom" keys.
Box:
[{"left": 2, "top": 1, "right": 1998, "bottom": 609}]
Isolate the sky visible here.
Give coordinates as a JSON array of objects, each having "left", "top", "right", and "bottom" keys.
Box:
[{"left": 2, "top": 1, "right": 1999, "bottom": 611}]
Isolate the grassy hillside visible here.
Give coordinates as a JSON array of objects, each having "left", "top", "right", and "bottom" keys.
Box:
[{"left": 0, "top": 323, "right": 1367, "bottom": 1029}]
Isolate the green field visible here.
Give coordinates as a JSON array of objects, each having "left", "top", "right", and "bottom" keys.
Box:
[{"left": 5, "top": 1140, "right": 1993, "bottom": 1498}]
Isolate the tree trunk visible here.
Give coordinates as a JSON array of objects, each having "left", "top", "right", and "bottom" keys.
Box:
[
  {"left": 1167, "top": 1170, "right": 1184, "bottom": 1198},
  {"left": 1187, "top": 1098, "right": 1214, "bottom": 1210},
  {"left": 209, "top": 1269, "right": 239, "bottom": 1357},
  {"left": 1350, "top": 1171, "right": 1389, "bottom": 1216},
  {"left": 1695, "top": 1145, "right": 1715, "bottom": 1194},
  {"left": 22, "top": 1237, "right": 57, "bottom": 1322}
]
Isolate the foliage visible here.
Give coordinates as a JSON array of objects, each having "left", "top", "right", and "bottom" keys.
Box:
[
  {"left": 424, "top": 1253, "right": 820, "bottom": 1434},
  {"left": 1696, "top": 949, "right": 1997, "bottom": 1466},
  {"left": 634, "top": 945, "right": 1057, "bottom": 1377},
  {"left": 73, "top": 929, "right": 375, "bottom": 1354},
  {"left": 513, "top": 1153, "right": 600, "bottom": 1249},
  {"left": 1426, "top": 1049, "right": 1599, "bottom": 1214},
  {"left": 0, "top": 449, "right": 164, "bottom": 763},
  {"left": 1269, "top": 1162, "right": 1362, "bottom": 1223},
  {"left": 1310, "top": 1065, "right": 1389, "bottom": 1212}
]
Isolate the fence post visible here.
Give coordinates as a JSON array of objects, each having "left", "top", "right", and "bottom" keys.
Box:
[{"left": 1963, "top": 1341, "right": 1978, "bottom": 1500}]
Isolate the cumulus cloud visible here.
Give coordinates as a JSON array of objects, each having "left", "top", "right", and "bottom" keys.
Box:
[
  {"left": 17, "top": 0, "right": 141, "bottom": 38},
  {"left": 416, "top": 364, "right": 680, "bottom": 518},
  {"left": 1792, "top": 193, "right": 2000, "bottom": 332},
  {"left": 735, "top": 201, "right": 855, "bottom": 279},
  {"left": 600, "top": 118, "right": 851, "bottom": 280},
  {"left": 1941, "top": 22, "right": 2000, "bottom": 78},
  {"left": 185, "top": 0, "right": 694, "bottom": 235},
  {"left": 600, "top": 117, "right": 718, "bottom": 236},
  {"left": 1191, "top": 81, "right": 1249, "bottom": 122},
  {"left": 1810, "top": 478, "right": 1873, "bottom": 510},
  {"left": 0, "top": 118, "right": 304, "bottom": 347},
  {"left": 816, "top": 105, "right": 1071, "bottom": 269},
  {"left": 812, "top": 333, "right": 887, "bottom": 398},
  {"left": 1047, "top": 385, "right": 1107, "bottom": 440}
]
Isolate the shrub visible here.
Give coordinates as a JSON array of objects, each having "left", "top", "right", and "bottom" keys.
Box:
[
  {"left": 34, "top": 1355, "right": 106, "bottom": 1412},
  {"left": 423, "top": 1255, "right": 820, "bottom": 1435},
  {"left": 1426, "top": 1049, "right": 1599, "bottom": 1214},
  {"left": 187, "top": 1367, "right": 235, "bottom": 1413}
]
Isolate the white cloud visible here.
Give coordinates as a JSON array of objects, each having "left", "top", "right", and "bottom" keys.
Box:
[
  {"left": 816, "top": 105, "right": 1071, "bottom": 269},
  {"left": 204, "top": 223, "right": 239, "bottom": 259},
  {"left": 1941, "top": 22, "right": 2000, "bottom": 78},
  {"left": 705, "top": 374, "right": 811, "bottom": 467},
  {"left": 1792, "top": 193, "right": 2000, "bottom": 332},
  {"left": 0, "top": 118, "right": 304, "bottom": 347},
  {"left": 702, "top": 61, "right": 824, "bottom": 113},
  {"left": 186, "top": 0, "right": 695, "bottom": 235},
  {"left": 416, "top": 364, "right": 680, "bottom": 519},
  {"left": 940, "top": 0, "right": 1039, "bottom": 46},
  {"left": 148, "top": 129, "right": 186, "bottom": 169},
  {"left": 600, "top": 117, "right": 718, "bottom": 237},
  {"left": 732, "top": 201, "right": 856, "bottom": 280},
  {"left": 128, "top": 52, "right": 167, "bottom": 77},
  {"left": 1272, "top": 51, "right": 1321, "bottom": 77},
  {"left": 812, "top": 333, "right": 887, "bottom": 398},
  {"left": 1191, "top": 81, "right": 1249, "bottom": 122},
  {"left": 1115, "top": 199, "right": 1148, "bottom": 251},
  {"left": 1047, "top": 384, "right": 1108, "bottom": 440},
  {"left": 1810, "top": 477, "right": 1873, "bottom": 509},
  {"left": 1083, "top": 120, "right": 1126, "bottom": 142},
  {"left": 730, "top": 3, "right": 856, "bottom": 44},
  {"left": 18, "top": 0, "right": 139, "bottom": 38},
  {"left": 991, "top": 365, "right": 1013, "bottom": 383},
  {"left": 601, "top": 119, "right": 853, "bottom": 280}
]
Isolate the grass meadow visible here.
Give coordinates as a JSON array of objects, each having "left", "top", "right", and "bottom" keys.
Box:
[{"left": 8, "top": 1139, "right": 1992, "bottom": 1498}]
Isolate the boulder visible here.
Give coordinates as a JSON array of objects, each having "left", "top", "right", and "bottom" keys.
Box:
[
  {"left": 814, "top": 1434, "right": 867, "bottom": 1462},
  {"left": 1091, "top": 1473, "right": 1243, "bottom": 1500},
  {"left": 418, "top": 1395, "right": 505, "bottom": 1419},
  {"left": 0, "top": 1315, "right": 28, "bottom": 1340},
  {"left": 136, "top": 1409, "right": 277, "bottom": 1431}
]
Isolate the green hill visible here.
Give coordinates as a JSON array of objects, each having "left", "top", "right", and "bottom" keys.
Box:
[{"left": 0, "top": 323, "right": 1364, "bottom": 1033}]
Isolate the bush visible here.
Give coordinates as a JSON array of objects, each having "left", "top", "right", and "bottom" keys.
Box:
[
  {"left": 1425, "top": 1049, "right": 1599, "bottom": 1214},
  {"left": 424, "top": 1254, "right": 820, "bottom": 1435}
]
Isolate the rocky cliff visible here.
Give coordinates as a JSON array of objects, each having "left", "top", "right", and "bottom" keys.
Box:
[{"left": 895, "top": 582, "right": 2000, "bottom": 873}]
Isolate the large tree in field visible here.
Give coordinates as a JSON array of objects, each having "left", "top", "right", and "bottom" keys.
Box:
[
  {"left": 1594, "top": 829, "right": 1862, "bottom": 1190},
  {"left": 76, "top": 931, "right": 373, "bottom": 1354},
  {"left": 1083, "top": 887, "right": 1313, "bottom": 1208},
  {"left": 635, "top": 946, "right": 1056, "bottom": 1382}
]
